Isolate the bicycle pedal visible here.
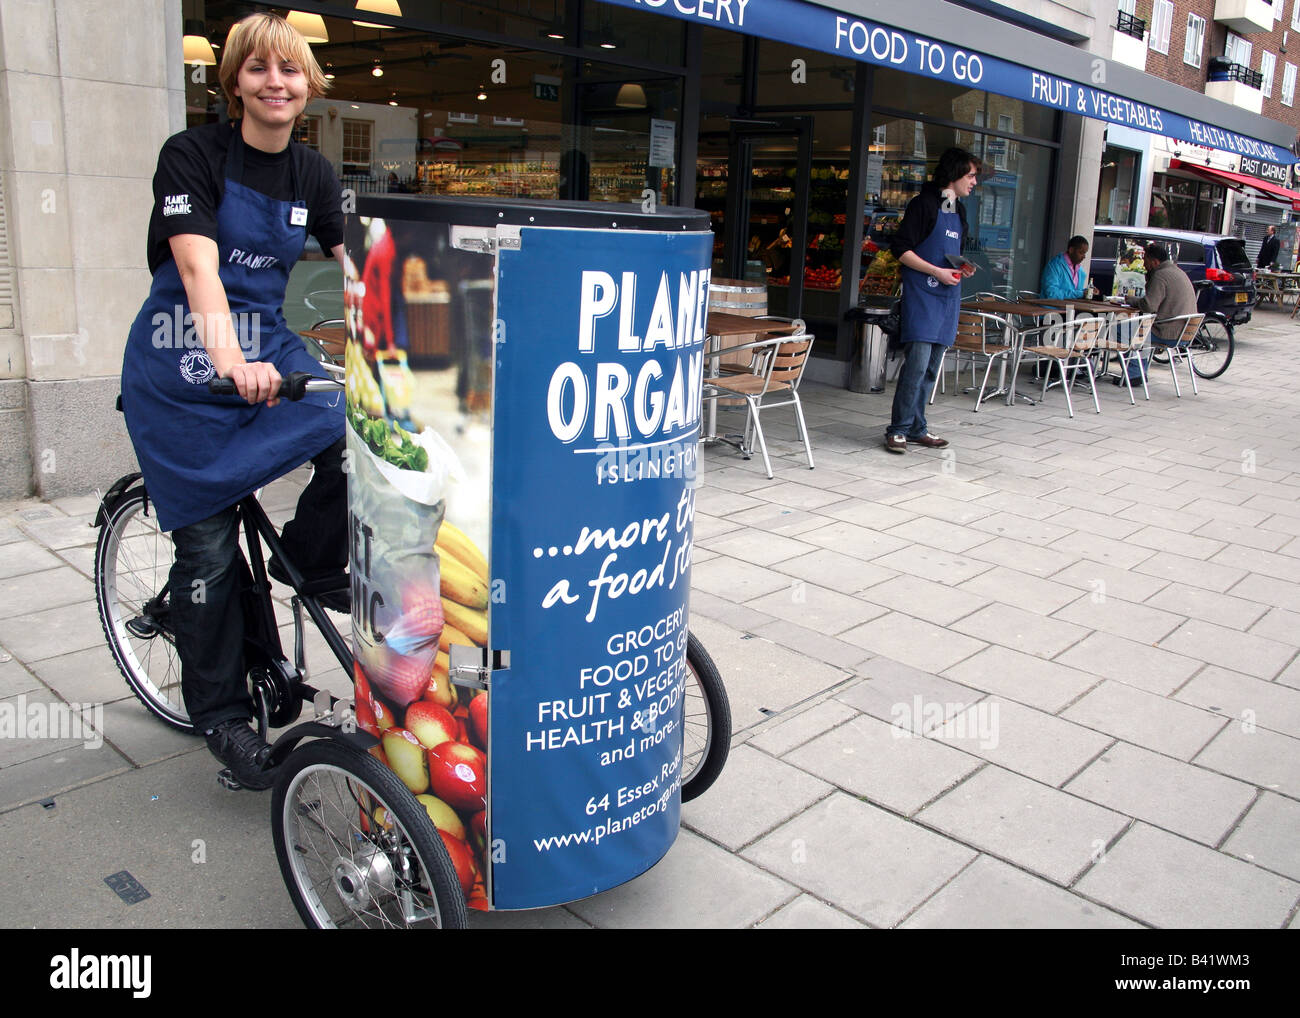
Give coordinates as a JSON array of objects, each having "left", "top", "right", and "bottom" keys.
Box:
[{"left": 217, "top": 768, "right": 243, "bottom": 791}]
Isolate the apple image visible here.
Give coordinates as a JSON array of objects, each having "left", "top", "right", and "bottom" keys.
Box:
[
  {"left": 368, "top": 745, "right": 390, "bottom": 768},
  {"left": 414, "top": 793, "right": 467, "bottom": 841},
  {"left": 381, "top": 728, "right": 430, "bottom": 794},
  {"left": 427, "top": 741, "right": 487, "bottom": 812},
  {"left": 468, "top": 809, "right": 488, "bottom": 856},
  {"left": 421, "top": 651, "right": 457, "bottom": 710},
  {"left": 405, "top": 700, "right": 457, "bottom": 751},
  {"left": 439, "top": 830, "right": 477, "bottom": 897},
  {"left": 371, "top": 695, "right": 396, "bottom": 732},
  {"left": 467, "top": 692, "right": 488, "bottom": 750}
]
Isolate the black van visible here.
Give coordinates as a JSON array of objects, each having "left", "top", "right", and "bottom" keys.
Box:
[{"left": 1089, "top": 225, "right": 1257, "bottom": 325}]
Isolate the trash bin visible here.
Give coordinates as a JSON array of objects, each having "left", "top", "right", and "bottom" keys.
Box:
[
  {"left": 345, "top": 195, "right": 714, "bottom": 911},
  {"left": 846, "top": 299, "right": 897, "bottom": 393}
]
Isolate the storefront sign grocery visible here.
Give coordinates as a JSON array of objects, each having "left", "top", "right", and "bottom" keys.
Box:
[
  {"left": 611, "top": 0, "right": 1293, "bottom": 166},
  {"left": 489, "top": 226, "right": 711, "bottom": 909}
]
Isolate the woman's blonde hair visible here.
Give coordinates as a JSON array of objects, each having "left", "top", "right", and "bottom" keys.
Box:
[{"left": 218, "top": 12, "right": 329, "bottom": 120}]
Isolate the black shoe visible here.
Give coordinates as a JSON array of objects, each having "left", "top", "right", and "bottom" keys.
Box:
[{"left": 206, "top": 718, "right": 277, "bottom": 791}]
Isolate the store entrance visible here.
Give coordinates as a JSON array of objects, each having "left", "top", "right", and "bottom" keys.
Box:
[{"left": 722, "top": 117, "right": 813, "bottom": 320}]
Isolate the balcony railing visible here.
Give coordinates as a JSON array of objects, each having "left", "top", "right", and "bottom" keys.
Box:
[
  {"left": 1208, "top": 57, "right": 1264, "bottom": 88},
  {"left": 1116, "top": 10, "right": 1146, "bottom": 39}
]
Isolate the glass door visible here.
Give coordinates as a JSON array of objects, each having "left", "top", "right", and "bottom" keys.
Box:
[{"left": 723, "top": 118, "right": 813, "bottom": 320}]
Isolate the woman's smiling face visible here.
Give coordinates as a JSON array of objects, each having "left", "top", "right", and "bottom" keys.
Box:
[{"left": 234, "top": 51, "right": 308, "bottom": 127}]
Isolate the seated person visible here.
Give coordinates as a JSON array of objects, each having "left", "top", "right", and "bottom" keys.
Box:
[
  {"left": 1123, "top": 243, "right": 1197, "bottom": 343},
  {"left": 1039, "top": 235, "right": 1089, "bottom": 299}
]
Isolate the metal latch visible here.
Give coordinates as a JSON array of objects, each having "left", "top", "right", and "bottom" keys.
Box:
[{"left": 449, "top": 645, "right": 509, "bottom": 690}]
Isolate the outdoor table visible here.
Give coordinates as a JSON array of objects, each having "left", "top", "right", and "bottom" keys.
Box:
[
  {"left": 702, "top": 311, "right": 801, "bottom": 443},
  {"left": 299, "top": 326, "right": 346, "bottom": 363},
  {"left": 1256, "top": 271, "right": 1300, "bottom": 308},
  {"left": 962, "top": 299, "right": 1067, "bottom": 405}
]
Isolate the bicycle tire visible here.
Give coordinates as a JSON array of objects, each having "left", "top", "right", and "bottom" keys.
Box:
[
  {"left": 1189, "top": 317, "right": 1234, "bottom": 379},
  {"left": 681, "top": 631, "right": 731, "bottom": 802},
  {"left": 94, "top": 484, "right": 194, "bottom": 733},
  {"left": 272, "top": 739, "right": 469, "bottom": 929}
]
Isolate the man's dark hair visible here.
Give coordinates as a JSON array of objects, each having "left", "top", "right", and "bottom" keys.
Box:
[
  {"left": 1068, "top": 235, "right": 1089, "bottom": 249},
  {"left": 1145, "top": 243, "right": 1169, "bottom": 263},
  {"left": 933, "top": 147, "right": 980, "bottom": 189}
]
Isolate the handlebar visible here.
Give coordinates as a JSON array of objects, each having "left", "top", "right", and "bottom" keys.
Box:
[{"left": 208, "top": 370, "right": 342, "bottom": 401}]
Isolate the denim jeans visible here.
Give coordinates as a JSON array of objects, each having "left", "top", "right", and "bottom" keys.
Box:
[
  {"left": 169, "top": 437, "right": 347, "bottom": 732},
  {"left": 887, "top": 341, "right": 948, "bottom": 439}
]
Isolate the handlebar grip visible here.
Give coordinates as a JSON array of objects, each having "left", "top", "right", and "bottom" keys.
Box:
[{"left": 207, "top": 371, "right": 314, "bottom": 400}]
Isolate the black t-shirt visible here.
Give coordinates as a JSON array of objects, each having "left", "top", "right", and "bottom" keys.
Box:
[
  {"left": 147, "top": 120, "right": 344, "bottom": 274},
  {"left": 890, "top": 182, "right": 968, "bottom": 261}
]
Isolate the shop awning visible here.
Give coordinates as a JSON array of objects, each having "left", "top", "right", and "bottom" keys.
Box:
[
  {"left": 1168, "top": 159, "right": 1300, "bottom": 211},
  {"left": 606, "top": 0, "right": 1296, "bottom": 165}
]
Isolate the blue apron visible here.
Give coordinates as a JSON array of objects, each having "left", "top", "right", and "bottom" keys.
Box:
[
  {"left": 121, "top": 126, "right": 342, "bottom": 533},
  {"left": 900, "top": 202, "right": 964, "bottom": 347}
]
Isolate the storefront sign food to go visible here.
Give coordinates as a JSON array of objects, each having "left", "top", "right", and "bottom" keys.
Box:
[{"left": 611, "top": 0, "right": 1292, "bottom": 167}]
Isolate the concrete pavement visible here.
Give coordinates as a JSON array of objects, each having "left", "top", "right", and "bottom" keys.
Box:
[{"left": 2, "top": 307, "right": 1298, "bottom": 928}]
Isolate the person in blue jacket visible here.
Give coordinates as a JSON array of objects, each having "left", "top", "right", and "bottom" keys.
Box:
[
  {"left": 1039, "top": 236, "right": 1090, "bottom": 299},
  {"left": 884, "top": 148, "right": 979, "bottom": 454}
]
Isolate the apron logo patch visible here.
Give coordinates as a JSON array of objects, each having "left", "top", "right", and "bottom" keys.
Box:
[
  {"left": 162, "top": 194, "right": 191, "bottom": 217},
  {"left": 227, "top": 248, "right": 281, "bottom": 270},
  {"left": 927, "top": 277, "right": 939, "bottom": 288},
  {"left": 179, "top": 349, "right": 215, "bottom": 385},
  {"left": 290, "top": 206, "right": 308, "bottom": 227}
]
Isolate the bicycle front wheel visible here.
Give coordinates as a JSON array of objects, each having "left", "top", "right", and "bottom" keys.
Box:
[
  {"left": 94, "top": 485, "right": 192, "bottom": 733},
  {"left": 1190, "top": 317, "right": 1234, "bottom": 379},
  {"left": 681, "top": 632, "right": 731, "bottom": 802},
  {"left": 273, "top": 739, "right": 469, "bottom": 929}
]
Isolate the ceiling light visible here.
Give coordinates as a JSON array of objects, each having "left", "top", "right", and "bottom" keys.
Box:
[
  {"left": 600, "top": 38, "right": 617, "bottom": 50},
  {"left": 389, "top": 99, "right": 398, "bottom": 107},
  {"left": 286, "top": 11, "right": 329, "bottom": 43},
  {"left": 372, "top": 61, "right": 384, "bottom": 77},
  {"left": 354, "top": 0, "right": 402, "bottom": 29},
  {"left": 182, "top": 19, "right": 217, "bottom": 65},
  {"left": 615, "top": 83, "right": 647, "bottom": 109},
  {"left": 477, "top": 86, "right": 488, "bottom": 101}
]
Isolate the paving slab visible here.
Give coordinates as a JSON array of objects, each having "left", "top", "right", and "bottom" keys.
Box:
[
  {"left": 746, "top": 581, "right": 888, "bottom": 637},
  {"left": 1156, "top": 618, "right": 1297, "bottom": 680},
  {"left": 1174, "top": 666, "right": 1300, "bottom": 739},
  {"left": 741, "top": 791, "right": 977, "bottom": 928},
  {"left": 942, "top": 645, "right": 1102, "bottom": 714},
  {"left": 839, "top": 612, "right": 987, "bottom": 675},
  {"left": 755, "top": 894, "right": 867, "bottom": 929},
  {"left": 856, "top": 573, "right": 992, "bottom": 627},
  {"left": 681, "top": 744, "right": 832, "bottom": 852},
  {"left": 0, "top": 566, "right": 95, "bottom": 620},
  {"left": 785, "top": 713, "right": 982, "bottom": 816},
  {"left": 746, "top": 698, "right": 861, "bottom": 757},
  {"left": 931, "top": 697, "right": 1112, "bottom": 787},
  {"left": 955, "top": 565, "right": 1097, "bottom": 617},
  {"left": 800, "top": 520, "right": 912, "bottom": 562},
  {"left": 962, "top": 536, "right": 1081, "bottom": 580},
  {"left": 0, "top": 541, "right": 64, "bottom": 580},
  {"left": 900, "top": 854, "right": 1140, "bottom": 929},
  {"left": 747, "top": 617, "right": 875, "bottom": 672},
  {"left": 770, "top": 547, "right": 900, "bottom": 595},
  {"left": 1074, "top": 823, "right": 1300, "bottom": 929},
  {"left": 836, "top": 660, "right": 985, "bottom": 731},
  {"left": 1053, "top": 631, "right": 1203, "bottom": 696},
  {"left": 698, "top": 529, "right": 819, "bottom": 566},
  {"left": 1061, "top": 680, "right": 1227, "bottom": 761},
  {"left": 871, "top": 543, "right": 992, "bottom": 585},
  {"left": 1052, "top": 591, "right": 1186, "bottom": 645},
  {"left": 1221, "top": 793, "right": 1300, "bottom": 881},
  {"left": 568, "top": 827, "right": 797, "bottom": 929},
  {"left": 690, "top": 556, "right": 795, "bottom": 602},
  {"left": 1133, "top": 551, "right": 1249, "bottom": 594},
  {"left": 1193, "top": 724, "right": 1300, "bottom": 799},
  {"left": 950, "top": 602, "right": 1092, "bottom": 659},
  {"left": 1248, "top": 606, "right": 1300, "bottom": 645},
  {"left": 916, "top": 766, "right": 1130, "bottom": 885},
  {"left": 1064, "top": 741, "right": 1257, "bottom": 846},
  {"left": 1144, "top": 582, "right": 1270, "bottom": 632},
  {"left": 0, "top": 600, "right": 108, "bottom": 663},
  {"left": 0, "top": 658, "right": 42, "bottom": 698}
]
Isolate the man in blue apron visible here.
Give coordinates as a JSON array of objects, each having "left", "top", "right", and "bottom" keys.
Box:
[
  {"left": 885, "top": 149, "right": 980, "bottom": 454},
  {"left": 120, "top": 14, "right": 345, "bottom": 788}
]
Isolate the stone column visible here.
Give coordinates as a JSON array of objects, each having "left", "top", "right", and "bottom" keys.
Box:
[{"left": 0, "top": 0, "right": 183, "bottom": 499}]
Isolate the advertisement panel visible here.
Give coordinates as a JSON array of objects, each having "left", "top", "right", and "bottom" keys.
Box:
[{"left": 345, "top": 197, "right": 711, "bottom": 911}]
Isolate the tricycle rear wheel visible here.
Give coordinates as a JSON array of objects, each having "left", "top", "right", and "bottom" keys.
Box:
[{"left": 681, "top": 632, "right": 731, "bottom": 802}]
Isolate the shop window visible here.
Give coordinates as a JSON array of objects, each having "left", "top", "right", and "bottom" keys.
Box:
[
  {"left": 1097, "top": 146, "right": 1140, "bottom": 225},
  {"left": 1149, "top": 0, "right": 1173, "bottom": 55},
  {"left": 1184, "top": 14, "right": 1205, "bottom": 68}
]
